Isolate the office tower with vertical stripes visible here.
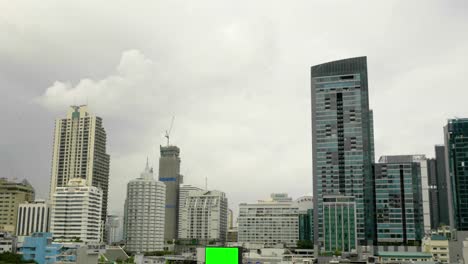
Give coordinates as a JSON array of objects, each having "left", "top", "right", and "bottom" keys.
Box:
[
  {"left": 16, "top": 200, "right": 50, "bottom": 236},
  {"left": 311, "top": 57, "right": 375, "bottom": 253}
]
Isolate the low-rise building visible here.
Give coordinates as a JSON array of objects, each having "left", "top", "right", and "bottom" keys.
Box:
[
  {"left": 422, "top": 235, "right": 450, "bottom": 263},
  {"left": 17, "top": 232, "right": 79, "bottom": 264},
  {"left": 0, "top": 231, "right": 15, "bottom": 253},
  {"left": 375, "top": 251, "right": 433, "bottom": 263}
]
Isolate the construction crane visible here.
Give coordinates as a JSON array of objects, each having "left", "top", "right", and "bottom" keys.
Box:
[{"left": 165, "top": 116, "right": 175, "bottom": 146}]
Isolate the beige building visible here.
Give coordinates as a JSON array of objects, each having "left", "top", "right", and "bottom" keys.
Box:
[
  {"left": 0, "top": 178, "right": 35, "bottom": 234},
  {"left": 422, "top": 234, "right": 450, "bottom": 263},
  {"left": 49, "top": 105, "right": 110, "bottom": 229}
]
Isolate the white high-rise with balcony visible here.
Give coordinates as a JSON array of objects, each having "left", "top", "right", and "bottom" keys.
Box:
[
  {"left": 238, "top": 193, "right": 299, "bottom": 248},
  {"left": 178, "top": 190, "right": 228, "bottom": 243},
  {"left": 50, "top": 178, "right": 102, "bottom": 243},
  {"left": 124, "top": 161, "right": 166, "bottom": 252}
]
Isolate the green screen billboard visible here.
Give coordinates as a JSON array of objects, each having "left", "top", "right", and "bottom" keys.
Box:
[{"left": 205, "top": 247, "right": 241, "bottom": 264}]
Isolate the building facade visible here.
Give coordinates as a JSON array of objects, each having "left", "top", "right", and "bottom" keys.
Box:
[
  {"left": 18, "top": 232, "right": 78, "bottom": 264},
  {"left": 311, "top": 57, "right": 375, "bottom": 252},
  {"left": 16, "top": 200, "right": 50, "bottom": 236},
  {"left": 49, "top": 105, "right": 110, "bottom": 231},
  {"left": 322, "top": 195, "right": 356, "bottom": 252},
  {"left": 158, "top": 145, "right": 183, "bottom": 242},
  {"left": 0, "top": 178, "right": 35, "bottom": 234},
  {"left": 0, "top": 232, "right": 15, "bottom": 253},
  {"left": 178, "top": 190, "right": 228, "bottom": 243},
  {"left": 178, "top": 184, "right": 203, "bottom": 234},
  {"left": 296, "top": 196, "right": 313, "bottom": 243},
  {"left": 444, "top": 118, "right": 468, "bottom": 230},
  {"left": 374, "top": 156, "right": 424, "bottom": 245},
  {"left": 124, "top": 161, "right": 166, "bottom": 252},
  {"left": 422, "top": 235, "right": 450, "bottom": 263},
  {"left": 238, "top": 193, "right": 299, "bottom": 248},
  {"left": 428, "top": 145, "right": 450, "bottom": 229},
  {"left": 50, "top": 178, "right": 103, "bottom": 243}
]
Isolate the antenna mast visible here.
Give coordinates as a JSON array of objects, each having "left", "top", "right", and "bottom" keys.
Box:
[{"left": 165, "top": 116, "right": 175, "bottom": 146}]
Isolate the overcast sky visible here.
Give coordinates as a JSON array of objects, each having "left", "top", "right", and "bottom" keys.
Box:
[{"left": 1, "top": 0, "right": 468, "bottom": 218}]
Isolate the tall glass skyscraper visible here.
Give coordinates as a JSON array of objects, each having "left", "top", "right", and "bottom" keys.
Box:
[
  {"left": 311, "top": 57, "right": 375, "bottom": 253},
  {"left": 444, "top": 118, "right": 468, "bottom": 230}
]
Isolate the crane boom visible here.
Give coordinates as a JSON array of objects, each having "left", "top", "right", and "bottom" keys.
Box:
[{"left": 165, "top": 116, "right": 175, "bottom": 146}]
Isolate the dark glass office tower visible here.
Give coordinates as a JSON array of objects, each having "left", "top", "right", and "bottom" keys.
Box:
[
  {"left": 311, "top": 57, "right": 375, "bottom": 253},
  {"left": 444, "top": 119, "right": 468, "bottom": 230},
  {"left": 428, "top": 145, "right": 450, "bottom": 229}
]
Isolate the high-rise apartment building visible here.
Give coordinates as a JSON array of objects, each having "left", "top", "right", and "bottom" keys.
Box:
[
  {"left": 16, "top": 200, "right": 50, "bottom": 236},
  {"left": 311, "top": 57, "right": 375, "bottom": 252},
  {"left": 444, "top": 118, "right": 468, "bottom": 230},
  {"left": 238, "top": 193, "right": 299, "bottom": 248},
  {"left": 49, "top": 105, "right": 110, "bottom": 230},
  {"left": 178, "top": 184, "right": 203, "bottom": 233},
  {"left": 374, "top": 156, "right": 424, "bottom": 245},
  {"left": 322, "top": 195, "right": 356, "bottom": 252},
  {"left": 50, "top": 178, "right": 103, "bottom": 243},
  {"left": 297, "top": 196, "right": 313, "bottom": 243},
  {"left": 0, "top": 178, "right": 35, "bottom": 234},
  {"left": 178, "top": 190, "right": 228, "bottom": 243},
  {"left": 124, "top": 161, "right": 166, "bottom": 252},
  {"left": 158, "top": 145, "right": 183, "bottom": 241},
  {"left": 428, "top": 145, "right": 450, "bottom": 229}
]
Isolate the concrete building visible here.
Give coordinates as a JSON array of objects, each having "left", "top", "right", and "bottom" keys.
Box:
[
  {"left": 178, "top": 190, "right": 228, "bottom": 243},
  {"left": 0, "top": 231, "right": 15, "bottom": 253},
  {"left": 50, "top": 178, "right": 103, "bottom": 243},
  {"left": 16, "top": 200, "right": 50, "bottom": 236},
  {"left": 238, "top": 193, "right": 299, "bottom": 248},
  {"left": 422, "top": 235, "right": 450, "bottom": 263},
  {"left": 0, "top": 178, "right": 35, "bottom": 234},
  {"left": 311, "top": 57, "right": 376, "bottom": 253},
  {"left": 322, "top": 195, "right": 357, "bottom": 252},
  {"left": 428, "top": 145, "right": 450, "bottom": 229},
  {"left": 375, "top": 252, "right": 433, "bottom": 263},
  {"left": 374, "top": 155, "right": 424, "bottom": 245},
  {"left": 227, "top": 227, "right": 238, "bottom": 243},
  {"left": 124, "top": 161, "right": 166, "bottom": 252},
  {"left": 48, "top": 105, "right": 110, "bottom": 233},
  {"left": 178, "top": 184, "right": 203, "bottom": 234},
  {"left": 158, "top": 145, "right": 183, "bottom": 242},
  {"left": 444, "top": 118, "right": 468, "bottom": 231},
  {"left": 18, "top": 232, "right": 79, "bottom": 264}
]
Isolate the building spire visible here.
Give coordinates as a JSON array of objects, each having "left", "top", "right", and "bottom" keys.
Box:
[{"left": 146, "top": 156, "right": 149, "bottom": 171}]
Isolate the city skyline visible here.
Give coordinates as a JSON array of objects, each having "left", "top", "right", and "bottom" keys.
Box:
[{"left": 1, "top": 0, "right": 468, "bottom": 219}]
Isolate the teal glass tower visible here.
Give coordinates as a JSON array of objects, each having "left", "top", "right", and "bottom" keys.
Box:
[
  {"left": 311, "top": 57, "right": 375, "bottom": 253},
  {"left": 445, "top": 118, "right": 468, "bottom": 230}
]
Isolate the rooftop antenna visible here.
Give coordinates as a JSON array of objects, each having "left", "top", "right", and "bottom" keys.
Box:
[
  {"left": 165, "top": 116, "right": 175, "bottom": 146},
  {"left": 205, "top": 176, "right": 208, "bottom": 190}
]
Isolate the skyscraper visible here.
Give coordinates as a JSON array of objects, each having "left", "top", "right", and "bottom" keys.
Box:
[
  {"left": 374, "top": 156, "right": 424, "bottom": 245},
  {"left": 428, "top": 145, "right": 450, "bottom": 229},
  {"left": 124, "top": 161, "right": 166, "bottom": 252},
  {"left": 158, "top": 145, "right": 183, "bottom": 242},
  {"left": 49, "top": 105, "right": 110, "bottom": 230},
  {"left": 311, "top": 57, "right": 375, "bottom": 252},
  {"left": 444, "top": 118, "right": 468, "bottom": 230},
  {"left": 178, "top": 184, "right": 203, "bottom": 233}
]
